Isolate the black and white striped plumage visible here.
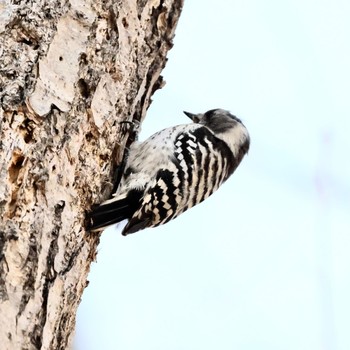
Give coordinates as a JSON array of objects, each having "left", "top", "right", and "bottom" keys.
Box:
[{"left": 89, "top": 109, "right": 250, "bottom": 235}]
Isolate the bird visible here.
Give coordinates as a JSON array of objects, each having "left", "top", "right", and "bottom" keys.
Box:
[{"left": 89, "top": 109, "right": 250, "bottom": 235}]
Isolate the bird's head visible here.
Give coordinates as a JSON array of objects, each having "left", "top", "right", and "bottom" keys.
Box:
[
  {"left": 183, "top": 109, "right": 243, "bottom": 133},
  {"left": 184, "top": 108, "right": 250, "bottom": 156}
]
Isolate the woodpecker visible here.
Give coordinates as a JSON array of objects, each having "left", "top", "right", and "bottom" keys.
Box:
[{"left": 89, "top": 109, "right": 250, "bottom": 235}]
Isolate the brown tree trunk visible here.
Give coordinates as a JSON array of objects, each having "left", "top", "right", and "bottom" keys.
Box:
[{"left": 0, "top": 0, "right": 183, "bottom": 348}]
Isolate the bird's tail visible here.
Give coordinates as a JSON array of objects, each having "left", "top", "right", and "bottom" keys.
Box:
[{"left": 88, "top": 190, "right": 142, "bottom": 232}]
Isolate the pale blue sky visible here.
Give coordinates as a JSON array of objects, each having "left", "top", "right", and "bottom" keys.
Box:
[{"left": 75, "top": 1, "right": 350, "bottom": 349}]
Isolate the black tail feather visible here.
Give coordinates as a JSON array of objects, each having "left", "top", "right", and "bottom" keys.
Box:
[
  {"left": 91, "top": 202, "right": 130, "bottom": 217},
  {"left": 88, "top": 189, "right": 142, "bottom": 231}
]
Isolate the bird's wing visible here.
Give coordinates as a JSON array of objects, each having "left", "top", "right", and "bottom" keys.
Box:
[{"left": 122, "top": 126, "right": 235, "bottom": 235}]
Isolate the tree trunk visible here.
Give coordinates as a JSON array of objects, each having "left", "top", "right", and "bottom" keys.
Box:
[{"left": 0, "top": 0, "right": 183, "bottom": 348}]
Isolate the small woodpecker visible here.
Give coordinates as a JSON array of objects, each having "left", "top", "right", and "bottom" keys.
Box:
[{"left": 89, "top": 109, "right": 250, "bottom": 235}]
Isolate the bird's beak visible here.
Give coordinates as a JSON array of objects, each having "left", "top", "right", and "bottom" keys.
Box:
[{"left": 183, "top": 111, "right": 200, "bottom": 123}]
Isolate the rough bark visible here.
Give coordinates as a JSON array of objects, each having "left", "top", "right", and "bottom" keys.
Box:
[{"left": 0, "top": 0, "right": 183, "bottom": 349}]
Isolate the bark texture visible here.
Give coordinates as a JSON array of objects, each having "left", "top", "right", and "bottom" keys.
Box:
[{"left": 0, "top": 0, "right": 183, "bottom": 348}]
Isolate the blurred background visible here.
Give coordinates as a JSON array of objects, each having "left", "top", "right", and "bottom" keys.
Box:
[{"left": 75, "top": 0, "right": 350, "bottom": 349}]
